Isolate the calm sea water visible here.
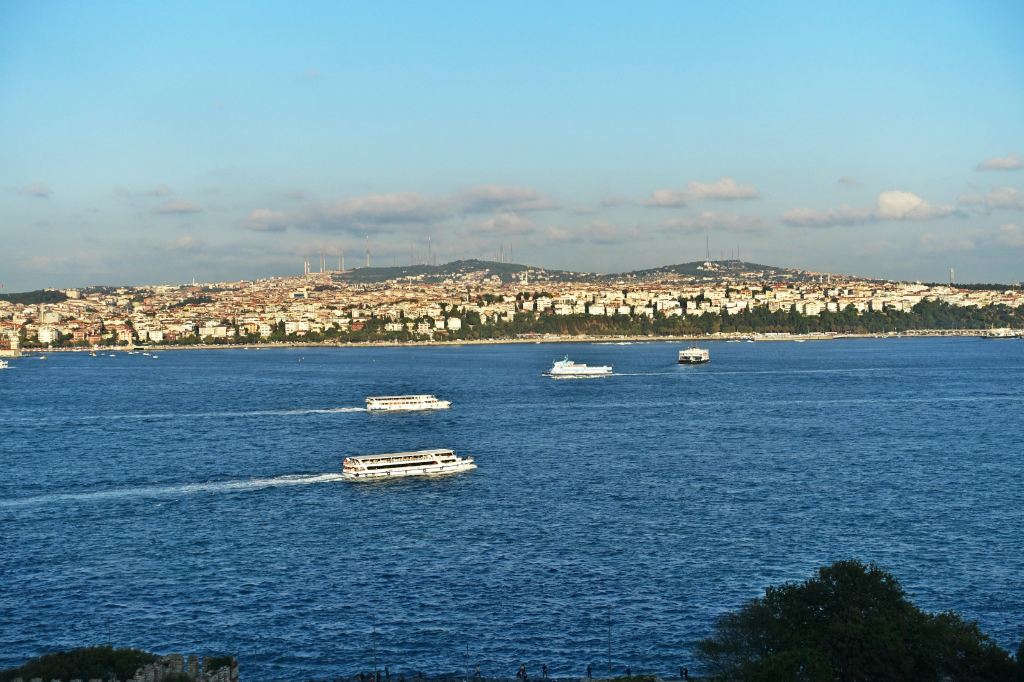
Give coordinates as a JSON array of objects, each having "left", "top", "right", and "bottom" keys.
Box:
[{"left": 2, "top": 339, "right": 1022, "bottom": 680}]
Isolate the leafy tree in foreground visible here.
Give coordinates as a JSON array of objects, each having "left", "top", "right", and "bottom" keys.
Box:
[{"left": 697, "top": 559, "right": 1020, "bottom": 682}]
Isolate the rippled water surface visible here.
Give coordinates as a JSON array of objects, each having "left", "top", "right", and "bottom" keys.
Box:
[{"left": 2, "top": 339, "right": 1022, "bottom": 679}]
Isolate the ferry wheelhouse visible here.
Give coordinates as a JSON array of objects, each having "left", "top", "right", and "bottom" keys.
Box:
[
  {"left": 365, "top": 394, "right": 452, "bottom": 412},
  {"left": 544, "top": 356, "right": 613, "bottom": 378},
  {"left": 342, "top": 449, "right": 476, "bottom": 480},
  {"left": 678, "top": 347, "right": 710, "bottom": 364}
]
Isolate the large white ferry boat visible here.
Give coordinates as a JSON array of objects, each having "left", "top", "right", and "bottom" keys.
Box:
[
  {"left": 365, "top": 394, "right": 452, "bottom": 412},
  {"left": 342, "top": 449, "right": 476, "bottom": 480},
  {"left": 678, "top": 347, "right": 710, "bottom": 364},
  {"left": 544, "top": 356, "right": 613, "bottom": 378}
]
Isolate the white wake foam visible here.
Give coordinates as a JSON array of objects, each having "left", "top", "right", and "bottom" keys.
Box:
[
  {"left": 77, "top": 406, "right": 366, "bottom": 421},
  {"left": 1, "top": 473, "right": 346, "bottom": 509}
]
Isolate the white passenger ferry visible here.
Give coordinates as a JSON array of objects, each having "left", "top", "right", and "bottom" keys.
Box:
[
  {"left": 544, "top": 356, "right": 613, "bottom": 378},
  {"left": 678, "top": 347, "right": 710, "bottom": 364},
  {"left": 365, "top": 394, "right": 452, "bottom": 412},
  {"left": 0, "top": 360, "right": 9, "bottom": 370},
  {"left": 342, "top": 449, "right": 476, "bottom": 480}
]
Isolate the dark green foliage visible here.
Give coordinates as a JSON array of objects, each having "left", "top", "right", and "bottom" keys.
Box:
[
  {"left": 923, "top": 282, "right": 1022, "bottom": 291},
  {"left": 697, "top": 560, "right": 1019, "bottom": 681},
  {"left": 0, "top": 289, "right": 67, "bottom": 305},
  {"left": 0, "top": 645, "right": 157, "bottom": 681},
  {"left": 169, "top": 295, "right": 215, "bottom": 308}
]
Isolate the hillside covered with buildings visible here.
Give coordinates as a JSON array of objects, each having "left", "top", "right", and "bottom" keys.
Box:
[{"left": 2, "top": 260, "right": 1023, "bottom": 351}]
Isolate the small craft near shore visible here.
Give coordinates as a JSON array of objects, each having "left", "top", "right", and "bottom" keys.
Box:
[{"left": 342, "top": 448, "right": 476, "bottom": 480}]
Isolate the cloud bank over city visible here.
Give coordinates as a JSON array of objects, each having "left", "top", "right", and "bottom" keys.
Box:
[{"left": 1, "top": 2, "right": 1022, "bottom": 289}]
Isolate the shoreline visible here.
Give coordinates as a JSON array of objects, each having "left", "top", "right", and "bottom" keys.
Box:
[{"left": 17, "top": 329, "right": 1009, "bottom": 354}]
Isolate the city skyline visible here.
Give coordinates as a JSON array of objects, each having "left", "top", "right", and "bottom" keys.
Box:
[{"left": 2, "top": 1, "right": 1024, "bottom": 291}]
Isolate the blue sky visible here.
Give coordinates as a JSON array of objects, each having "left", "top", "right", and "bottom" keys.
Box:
[{"left": 1, "top": 1, "right": 1023, "bottom": 290}]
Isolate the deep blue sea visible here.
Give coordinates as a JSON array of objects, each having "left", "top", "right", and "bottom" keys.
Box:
[{"left": 2, "top": 338, "right": 1023, "bottom": 680}]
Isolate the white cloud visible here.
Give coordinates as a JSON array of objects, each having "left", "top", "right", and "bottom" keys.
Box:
[
  {"left": 876, "top": 190, "right": 955, "bottom": 221},
  {"left": 476, "top": 212, "right": 537, "bottom": 235},
  {"left": 644, "top": 188, "right": 688, "bottom": 208},
  {"left": 245, "top": 208, "right": 290, "bottom": 232},
  {"left": 169, "top": 235, "right": 204, "bottom": 253},
  {"left": 686, "top": 177, "right": 759, "bottom": 201},
  {"left": 18, "top": 182, "right": 51, "bottom": 198},
  {"left": 589, "top": 220, "right": 624, "bottom": 244},
  {"left": 994, "top": 223, "right": 1024, "bottom": 247},
  {"left": 244, "top": 185, "right": 557, "bottom": 234},
  {"left": 782, "top": 205, "right": 873, "bottom": 227},
  {"left": 976, "top": 153, "right": 1022, "bottom": 171},
  {"left": 662, "top": 211, "right": 768, "bottom": 233},
  {"left": 453, "top": 185, "right": 557, "bottom": 213},
  {"left": 545, "top": 226, "right": 574, "bottom": 242},
  {"left": 645, "top": 176, "right": 759, "bottom": 207},
  {"left": 321, "top": 192, "right": 442, "bottom": 225},
  {"left": 783, "top": 190, "right": 955, "bottom": 227},
  {"left": 155, "top": 200, "right": 202, "bottom": 215},
  {"left": 958, "top": 186, "right": 1024, "bottom": 211}
]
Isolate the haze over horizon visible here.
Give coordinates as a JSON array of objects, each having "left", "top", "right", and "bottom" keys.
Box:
[{"left": 2, "top": 1, "right": 1023, "bottom": 291}]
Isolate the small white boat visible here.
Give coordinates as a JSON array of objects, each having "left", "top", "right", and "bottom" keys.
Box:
[
  {"left": 544, "top": 356, "right": 612, "bottom": 378},
  {"left": 366, "top": 394, "right": 451, "bottom": 412},
  {"left": 0, "top": 360, "right": 9, "bottom": 370},
  {"left": 678, "top": 347, "right": 710, "bottom": 364},
  {"left": 342, "top": 448, "right": 476, "bottom": 480}
]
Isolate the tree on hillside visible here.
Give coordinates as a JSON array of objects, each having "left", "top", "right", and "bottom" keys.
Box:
[{"left": 697, "top": 559, "right": 1020, "bottom": 681}]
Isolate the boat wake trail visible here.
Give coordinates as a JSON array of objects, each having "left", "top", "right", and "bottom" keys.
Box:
[
  {"left": 1, "top": 473, "right": 346, "bottom": 509},
  {"left": 78, "top": 406, "right": 366, "bottom": 421}
]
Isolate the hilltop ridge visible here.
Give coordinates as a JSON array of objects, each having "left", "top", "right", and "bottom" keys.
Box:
[{"left": 333, "top": 258, "right": 825, "bottom": 286}]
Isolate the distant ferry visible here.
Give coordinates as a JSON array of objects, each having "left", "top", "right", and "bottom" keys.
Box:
[
  {"left": 365, "top": 394, "right": 452, "bottom": 412},
  {"left": 0, "top": 360, "right": 9, "bottom": 370},
  {"left": 678, "top": 347, "right": 710, "bottom": 364},
  {"left": 342, "top": 448, "right": 476, "bottom": 480},
  {"left": 545, "top": 356, "right": 613, "bottom": 378}
]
